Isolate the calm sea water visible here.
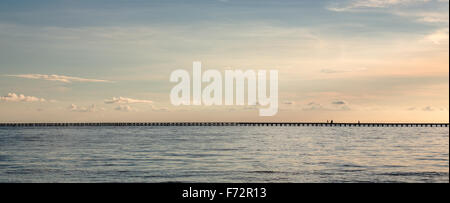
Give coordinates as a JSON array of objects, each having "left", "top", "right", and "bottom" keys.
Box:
[{"left": 0, "top": 126, "right": 448, "bottom": 183}]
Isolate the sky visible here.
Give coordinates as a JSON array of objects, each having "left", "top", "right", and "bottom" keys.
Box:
[{"left": 0, "top": 0, "right": 448, "bottom": 122}]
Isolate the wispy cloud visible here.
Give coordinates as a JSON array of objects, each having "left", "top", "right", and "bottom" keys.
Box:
[
  {"left": 327, "top": 0, "right": 449, "bottom": 25},
  {"left": 283, "top": 101, "right": 295, "bottom": 105},
  {"left": 328, "top": 0, "right": 431, "bottom": 11},
  {"left": 422, "top": 106, "right": 435, "bottom": 111},
  {"left": 424, "top": 28, "right": 449, "bottom": 44},
  {"left": 68, "top": 104, "right": 105, "bottom": 112},
  {"left": 104, "top": 97, "right": 153, "bottom": 104},
  {"left": 394, "top": 11, "right": 449, "bottom": 23},
  {"left": 303, "top": 101, "right": 351, "bottom": 111},
  {"left": 303, "top": 102, "right": 326, "bottom": 111},
  {"left": 5, "top": 74, "right": 111, "bottom": 83},
  {"left": 320, "top": 67, "right": 367, "bottom": 74},
  {"left": 407, "top": 106, "right": 447, "bottom": 111},
  {"left": 114, "top": 105, "right": 137, "bottom": 112},
  {"left": 153, "top": 106, "right": 170, "bottom": 112},
  {"left": 331, "top": 100, "right": 347, "bottom": 105},
  {"left": 0, "top": 93, "right": 46, "bottom": 102}
]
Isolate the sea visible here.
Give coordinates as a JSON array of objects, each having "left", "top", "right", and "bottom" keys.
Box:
[{"left": 0, "top": 126, "right": 448, "bottom": 183}]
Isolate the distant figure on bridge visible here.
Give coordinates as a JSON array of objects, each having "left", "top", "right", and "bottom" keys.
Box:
[
  {"left": 327, "top": 120, "right": 329, "bottom": 123},
  {"left": 358, "top": 120, "right": 360, "bottom": 124},
  {"left": 330, "top": 120, "right": 333, "bottom": 124}
]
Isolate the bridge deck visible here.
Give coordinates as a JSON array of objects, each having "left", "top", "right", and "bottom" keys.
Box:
[{"left": 0, "top": 122, "right": 448, "bottom": 127}]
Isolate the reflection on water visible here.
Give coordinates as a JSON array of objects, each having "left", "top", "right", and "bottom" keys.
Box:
[{"left": 0, "top": 126, "right": 448, "bottom": 182}]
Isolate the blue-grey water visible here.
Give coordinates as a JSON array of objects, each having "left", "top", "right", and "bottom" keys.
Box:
[{"left": 0, "top": 126, "right": 448, "bottom": 183}]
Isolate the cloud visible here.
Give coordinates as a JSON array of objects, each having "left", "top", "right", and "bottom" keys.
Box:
[
  {"left": 422, "top": 106, "right": 436, "bottom": 111},
  {"left": 327, "top": 0, "right": 449, "bottom": 25},
  {"left": 104, "top": 97, "right": 153, "bottom": 104},
  {"left": 6, "top": 74, "right": 111, "bottom": 83},
  {"left": 320, "top": 69, "right": 343, "bottom": 74},
  {"left": 328, "top": 0, "right": 431, "bottom": 11},
  {"left": 152, "top": 106, "right": 170, "bottom": 112},
  {"left": 0, "top": 93, "right": 46, "bottom": 102},
  {"left": 389, "top": 7, "right": 449, "bottom": 24},
  {"left": 408, "top": 106, "right": 446, "bottom": 111},
  {"left": 303, "top": 101, "right": 351, "bottom": 111},
  {"left": 303, "top": 102, "right": 325, "bottom": 111},
  {"left": 114, "top": 105, "right": 137, "bottom": 112},
  {"left": 425, "top": 28, "right": 449, "bottom": 45},
  {"left": 331, "top": 100, "right": 351, "bottom": 110},
  {"left": 327, "top": 0, "right": 449, "bottom": 23},
  {"left": 105, "top": 97, "right": 168, "bottom": 112},
  {"left": 320, "top": 67, "right": 367, "bottom": 74},
  {"left": 331, "top": 100, "right": 347, "bottom": 105},
  {"left": 396, "top": 11, "right": 449, "bottom": 23},
  {"left": 68, "top": 104, "right": 104, "bottom": 112}
]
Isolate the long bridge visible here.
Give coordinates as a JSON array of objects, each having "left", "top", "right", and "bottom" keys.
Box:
[{"left": 0, "top": 122, "right": 448, "bottom": 127}]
